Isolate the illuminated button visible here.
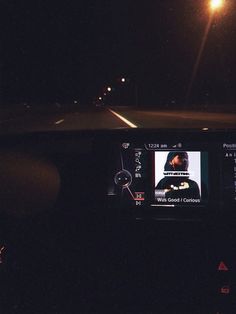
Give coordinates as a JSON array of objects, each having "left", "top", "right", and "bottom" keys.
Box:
[
  {"left": 114, "top": 170, "right": 132, "bottom": 187},
  {"left": 134, "top": 192, "right": 145, "bottom": 201},
  {"left": 122, "top": 143, "right": 130, "bottom": 149},
  {"left": 220, "top": 286, "right": 230, "bottom": 295},
  {"left": 218, "top": 261, "right": 229, "bottom": 272},
  {"left": 0, "top": 245, "right": 5, "bottom": 264}
]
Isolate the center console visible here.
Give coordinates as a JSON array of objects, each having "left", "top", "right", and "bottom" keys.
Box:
[{"left": 107, "top": 130, "right": 236, "bottom": 216}]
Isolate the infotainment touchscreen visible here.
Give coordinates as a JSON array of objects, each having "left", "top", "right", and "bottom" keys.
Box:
[
  {"left": 108, "top": 141, "right": 209, "bottom": 208},
  {"left": 154, "top": 151, "right": 208, "bottom": 205}
]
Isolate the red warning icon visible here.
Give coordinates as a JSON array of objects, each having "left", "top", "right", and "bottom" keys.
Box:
[
  {"left": 218, "top": 261, "right": 229, "bottom": 271},
  {"left": 220, "top": 286, "right": 230, "bottom": 295}
]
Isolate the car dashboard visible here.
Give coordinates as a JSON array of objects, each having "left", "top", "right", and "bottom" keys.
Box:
[{"left": 0, "top": 129, "right": 236, "bottom": 313}]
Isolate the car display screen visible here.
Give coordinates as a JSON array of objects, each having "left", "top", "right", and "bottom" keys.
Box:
[
  {"left": 154, "top": 151, "right": 208, "bottom": 206},
  {"left": 107, "top": 139, "right": 236, "bottom": 210}
]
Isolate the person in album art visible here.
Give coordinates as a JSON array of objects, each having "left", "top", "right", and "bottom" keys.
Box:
[{"left": 155, "top": 152, "right": 200, "bottom": 199}]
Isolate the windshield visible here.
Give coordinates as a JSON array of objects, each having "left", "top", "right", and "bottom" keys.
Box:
[{"left": 1, "top": 0, "right": 236, "bottom": 132}]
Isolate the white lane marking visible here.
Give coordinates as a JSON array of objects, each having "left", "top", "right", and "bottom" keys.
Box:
[
  {"left": 108, "top": 109, "right": 138, "bottom": 128},
  {"left": 54, "top": 119, "right": 64, "bottom": 125}
]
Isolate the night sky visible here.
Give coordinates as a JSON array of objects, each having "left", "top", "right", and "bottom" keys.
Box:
[{"left": 1, "top": 0, "right": 236, "bottom": 106}]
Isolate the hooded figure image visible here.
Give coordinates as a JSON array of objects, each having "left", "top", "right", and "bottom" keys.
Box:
[{"left": 155, "top": 152, "right": 201, "bottom": 199}]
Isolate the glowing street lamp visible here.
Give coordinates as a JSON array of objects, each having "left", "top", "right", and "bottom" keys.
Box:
[
  {"left": 121, "top": 77, "right": 126, "bottom": 83},
  {"left": 186, "top": 0, "right": 225, "bottom": 105},
  {"left": 107, "top": 86, "right": 112, "bottom": 92},
  {"left": 210, "top": 0, "right": 224, "bottom": 11}
]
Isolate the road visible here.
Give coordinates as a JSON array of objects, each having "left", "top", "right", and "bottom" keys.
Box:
[{"left": 0, "top": 106, "right": 236, "bottom": 133}]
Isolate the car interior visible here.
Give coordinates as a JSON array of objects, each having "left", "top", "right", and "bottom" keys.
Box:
[{"left": 0, "top": 128, "right": 235, "bottom": 313}]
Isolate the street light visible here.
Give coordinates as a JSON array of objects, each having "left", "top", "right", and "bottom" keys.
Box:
[
  {"left": 210, "top": 0, "right": 224, "bottom": 11},
  {"left": 119, "top": 77, "right": 138, "bottom": 106},
  {"left": 107, "top": 86, "right": 112, "bottom": 92},
  {"left": 185, "top": 0, "right": 225, "bottom": 105}
]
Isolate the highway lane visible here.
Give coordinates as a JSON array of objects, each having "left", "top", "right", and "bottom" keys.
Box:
[
  {"left": 0, "top": 106, "right": 235, "bottom": 133},
  {"left": 110, "top": 107, "right": 236, "bottom": 129},
  {"left": 0, "top": 108, "right": 129, "bottom": 134}
]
